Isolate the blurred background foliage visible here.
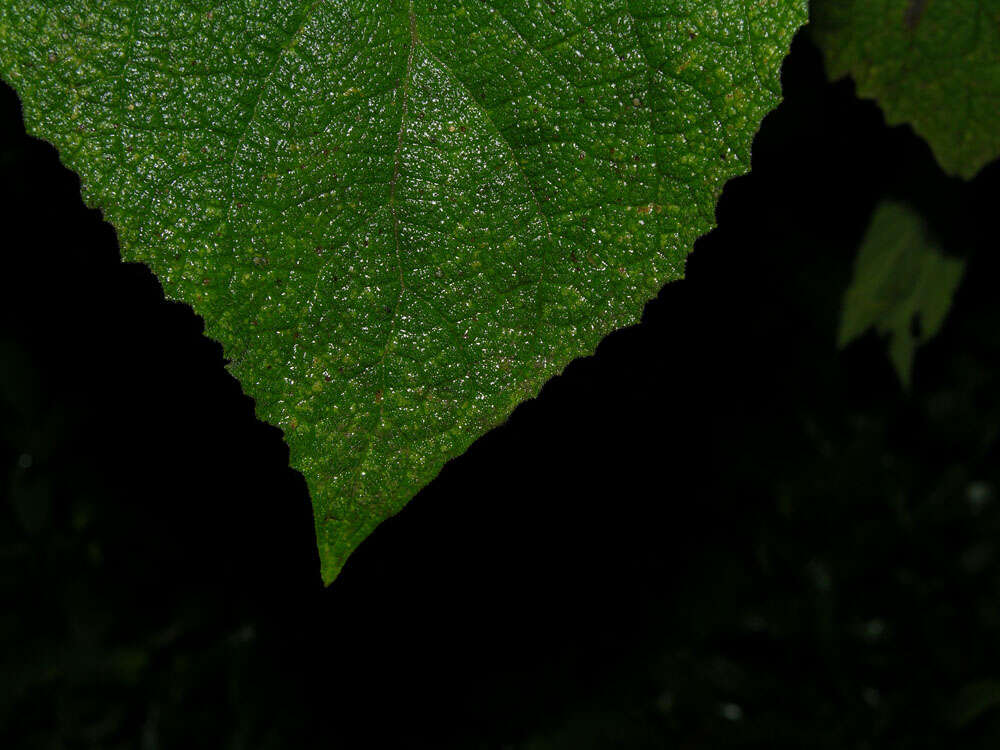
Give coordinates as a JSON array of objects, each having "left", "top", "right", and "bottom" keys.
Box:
[
  {"left": 3, "top": 31, "right": 1000, "bottom": 749},
  {"left": 837, "top": 200, "right": 965, "bottom": 389}
]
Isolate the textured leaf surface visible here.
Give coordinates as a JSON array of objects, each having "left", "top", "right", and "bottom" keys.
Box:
[
  {"left": 0, "top": 0, "right": 805, "bottom": 583},
  {"left": 839, "top": 201, "right": 965, "bottom": 389},
  {"left": 812, "top": 0, "right": 1000, "bottom": 179}
]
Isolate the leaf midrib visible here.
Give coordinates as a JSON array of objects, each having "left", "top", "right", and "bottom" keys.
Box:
[
  {"left": 344, "top": 1, "right": 418, "bottom": 508},
  {"left": 171, "top": 1, "right": 665, "bottom": 511}
]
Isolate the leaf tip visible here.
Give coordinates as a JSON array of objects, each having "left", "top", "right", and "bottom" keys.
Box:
[{"left": 316, "top": 513, "right": 385, "bottom": 586}]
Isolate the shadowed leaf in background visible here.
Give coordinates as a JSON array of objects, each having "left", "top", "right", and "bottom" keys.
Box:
[
  {"left": 838, "top": 201, "right": 965, "bottom": 389},
  {"left": 811, "top": 0, "right": 1000, "bottom": 179}
]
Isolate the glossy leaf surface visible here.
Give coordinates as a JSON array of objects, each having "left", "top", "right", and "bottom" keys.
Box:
[{"left": 0, "top": 0, "right": 806, "bottom": 582}]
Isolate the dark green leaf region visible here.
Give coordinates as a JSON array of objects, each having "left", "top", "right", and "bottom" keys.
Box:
[
  {"left": 0, "top": 1, "right": 805, "bottom": 583},
  {"left": 812, "top": 0, "right": 1000, "bottom": 179},
  {"left": 839, "top": 201, "right": 965, "bottom": 389}
]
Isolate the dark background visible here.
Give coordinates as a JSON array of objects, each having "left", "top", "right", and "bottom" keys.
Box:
[{"left": 4, "top": 31, "right": 1000, "bottom": 748}]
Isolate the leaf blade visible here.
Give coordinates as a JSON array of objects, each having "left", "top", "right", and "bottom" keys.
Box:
[{"left": 0, "top": 0, "right": 806, "bottom": 582}]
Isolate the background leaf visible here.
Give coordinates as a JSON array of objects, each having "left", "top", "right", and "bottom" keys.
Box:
[
  {"left": 838, "top": 200, "right": 965, "bottom": 389},
  {"left": 0, "top": 0, "right": 806, "bottom": 581},
  {"left": 811, "top": 0, "right": 1000, "bottom": 179}
]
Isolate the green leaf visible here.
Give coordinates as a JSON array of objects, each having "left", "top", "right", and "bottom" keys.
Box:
[
  {"left": 0, "top": 0, "right": 806, "bottom": 583},
  {"left": 811, "top": 0, "right": 1000, "bottom": 179},
  {"left": 838, "top": 201, "right": 965, "bottom": 389}
]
